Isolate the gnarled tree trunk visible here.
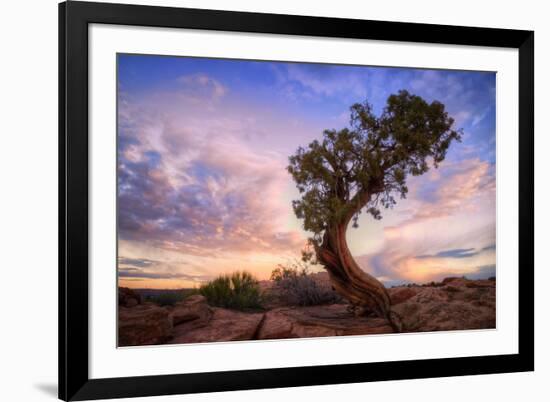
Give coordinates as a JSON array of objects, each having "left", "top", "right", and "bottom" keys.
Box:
[{"left": 315, "top": 193, "right": 402, "bottom": 332}]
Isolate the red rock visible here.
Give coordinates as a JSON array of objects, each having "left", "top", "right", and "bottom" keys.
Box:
[
  {"left": 118, "top": 305, "right": 172, "bottom": 346},
  {"left": 118, "top": 287, "right": 141, "bottom": 307},
  {"left": 125, "top": 298, "right": 138, "bottom": 307},
  {"left": 441, "top": 277, "right": 468, "bottom": 287},
  {"left": 392, "top": 284, "right": 495, "bottom": 332},
  {"left": 443, "top": 285, "right": 462, "bottom": 293},
  {"left": 389, "top": 287, "right": 419, "bottom": 305},
  {"left": 171, "top": 295, "right": 212, "bottom": 326},
  {"left": 257, "top": 304, "right": 393, "bottom": 340},
  {"left": 169, "top": 308, "right": 264, "bottom": 344}
]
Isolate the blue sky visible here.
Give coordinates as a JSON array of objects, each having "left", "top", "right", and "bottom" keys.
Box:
[{"left": 117, "top": 54, "right": 496, "bottom": 289}]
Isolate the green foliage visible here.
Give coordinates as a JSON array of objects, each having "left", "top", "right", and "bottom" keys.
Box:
[
  {"left": 288, "top": 90, "right": 461, "bottom": 243},
  {"left": 199, "top": 271, "right": 263, "bottom": 310},
  {"left": 271, "top": 260, "right": 342, "bottom": 306}
]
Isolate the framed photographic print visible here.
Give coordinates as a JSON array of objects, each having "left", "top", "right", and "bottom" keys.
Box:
[{"left": 59, "top": 1, "right": 534, "bottom": 400}]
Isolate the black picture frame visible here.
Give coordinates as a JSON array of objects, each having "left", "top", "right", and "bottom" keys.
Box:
[{"left": 59, "top": 1, "right": 534, "bottom": 400}]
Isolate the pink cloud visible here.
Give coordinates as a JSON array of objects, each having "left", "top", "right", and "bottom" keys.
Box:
[
  {"left": 117, "top": 88, "right": 307, "bottom": 259},
  {"left": 355, "top": 158, "right": 496, "bottom": 284}
]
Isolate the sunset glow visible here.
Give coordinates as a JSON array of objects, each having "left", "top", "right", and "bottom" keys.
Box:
[{"left": 117, "top": 55, "right": 496, "bottom": 289}]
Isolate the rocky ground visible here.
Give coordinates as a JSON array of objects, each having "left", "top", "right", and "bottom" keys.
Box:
[{"left": 118, "top": 276, "right": 496, "bottom": 347}]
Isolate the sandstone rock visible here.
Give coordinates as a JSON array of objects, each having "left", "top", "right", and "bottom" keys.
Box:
[
  {"left": 441, "top": 277, "right": 474, "bottom": 288},
  {"left": 389, "top": 287, "right": 419, "bottom": 305},
  {"left": 125, "top": 298, "right": 138, "bottom": 307},
  {"left": 169, "top": 308, "right": 264, "bottom": 344},
  {"left": 171, "top": 295, "right": 212, "bottom": 326},
  {"left": 443, "top": 285, "right": 462, "bottom": 293},
  {"left": 118, "top": 287, "right": 141, "bottom": 307},
  {"left": 257, "top": 304, "right": 393, "bottom": 340},
  {"left": 118, "top": 305, "right": 173, "bottom": 346},
  {"left": 392, "top": 284, "right": 495, "bottom": 332}
]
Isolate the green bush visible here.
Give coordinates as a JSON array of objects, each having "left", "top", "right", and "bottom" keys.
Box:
[{"left": 199, "top": 271, "right": 262, "bottom": 310}]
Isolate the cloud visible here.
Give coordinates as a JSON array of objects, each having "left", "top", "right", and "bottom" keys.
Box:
[
  {"left": 177, "top": 73, "right": 227, "bottom": 100},
  {"left": 416, "top": 248, "right": 479, "bottom": 259},
  {"left": 392, "top": 158, "right": 496, "bottom": 227},
  {"left": 118, "top": 269, "right": 208, "bottom": 281},
  {"left": 471, "top": 107, "right": 492, "bottom": 127},
  {"left": 117, "top": 84, "right": 307, "bottom": 259},
  {"left": 118, "top": 257, "right": 157, "bottom": 268},
  {"left": 271, "top": 63, "right": 367, "bottom": 100},
  {"left": 118, "top": 255, "right": 212, "bottom": 282},
  {"left": 409, "top": 69, "right": 495, "bottom": 132},
  {"left": 466, "top": 264, "right": 496, "bottom": 280},
  {"left": 354, "top": 158, "right": 496, "bottom": 284}
]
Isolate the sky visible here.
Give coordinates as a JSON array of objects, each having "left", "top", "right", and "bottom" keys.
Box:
[{"left": 117, "top": 54, "right": 496, "bottom": 289}]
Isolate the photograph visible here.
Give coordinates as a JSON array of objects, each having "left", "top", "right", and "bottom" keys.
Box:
[
  {"left": 0, "top": 0, "right": 540, "bottom": 400},
  {"left": 116, "top": 54, "right": 497, "bottom": 347}
]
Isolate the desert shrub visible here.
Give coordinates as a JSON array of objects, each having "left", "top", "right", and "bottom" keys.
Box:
[
  {"left": 199, "top": 271, "right": 262, "bottom": 310},
  {"left": 271, "top": 261, "right": 341, "bottom": 306}
]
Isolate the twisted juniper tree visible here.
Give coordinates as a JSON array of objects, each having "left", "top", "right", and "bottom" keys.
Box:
[{"left": 288, "top": 90, "right": 461, "bottom": 331}]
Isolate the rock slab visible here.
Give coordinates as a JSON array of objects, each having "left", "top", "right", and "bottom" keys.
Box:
[
  {"left": 118, "top": 305, "right": 172, "bottom": 346},
  {"left": 118, "top": 287, "right": 142, "bottom": 308},
  {"left": 171, "top": 294, "right": 213, "bottom": 326},
  {"left": 257, "top": 304, "right": 393, "bottom": 340},
  {"left": 391, "top": 279, "right": 496, "bottom": 332},
  {"left": 169, "top": 308, "right": 264, "bottom": 344}
]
